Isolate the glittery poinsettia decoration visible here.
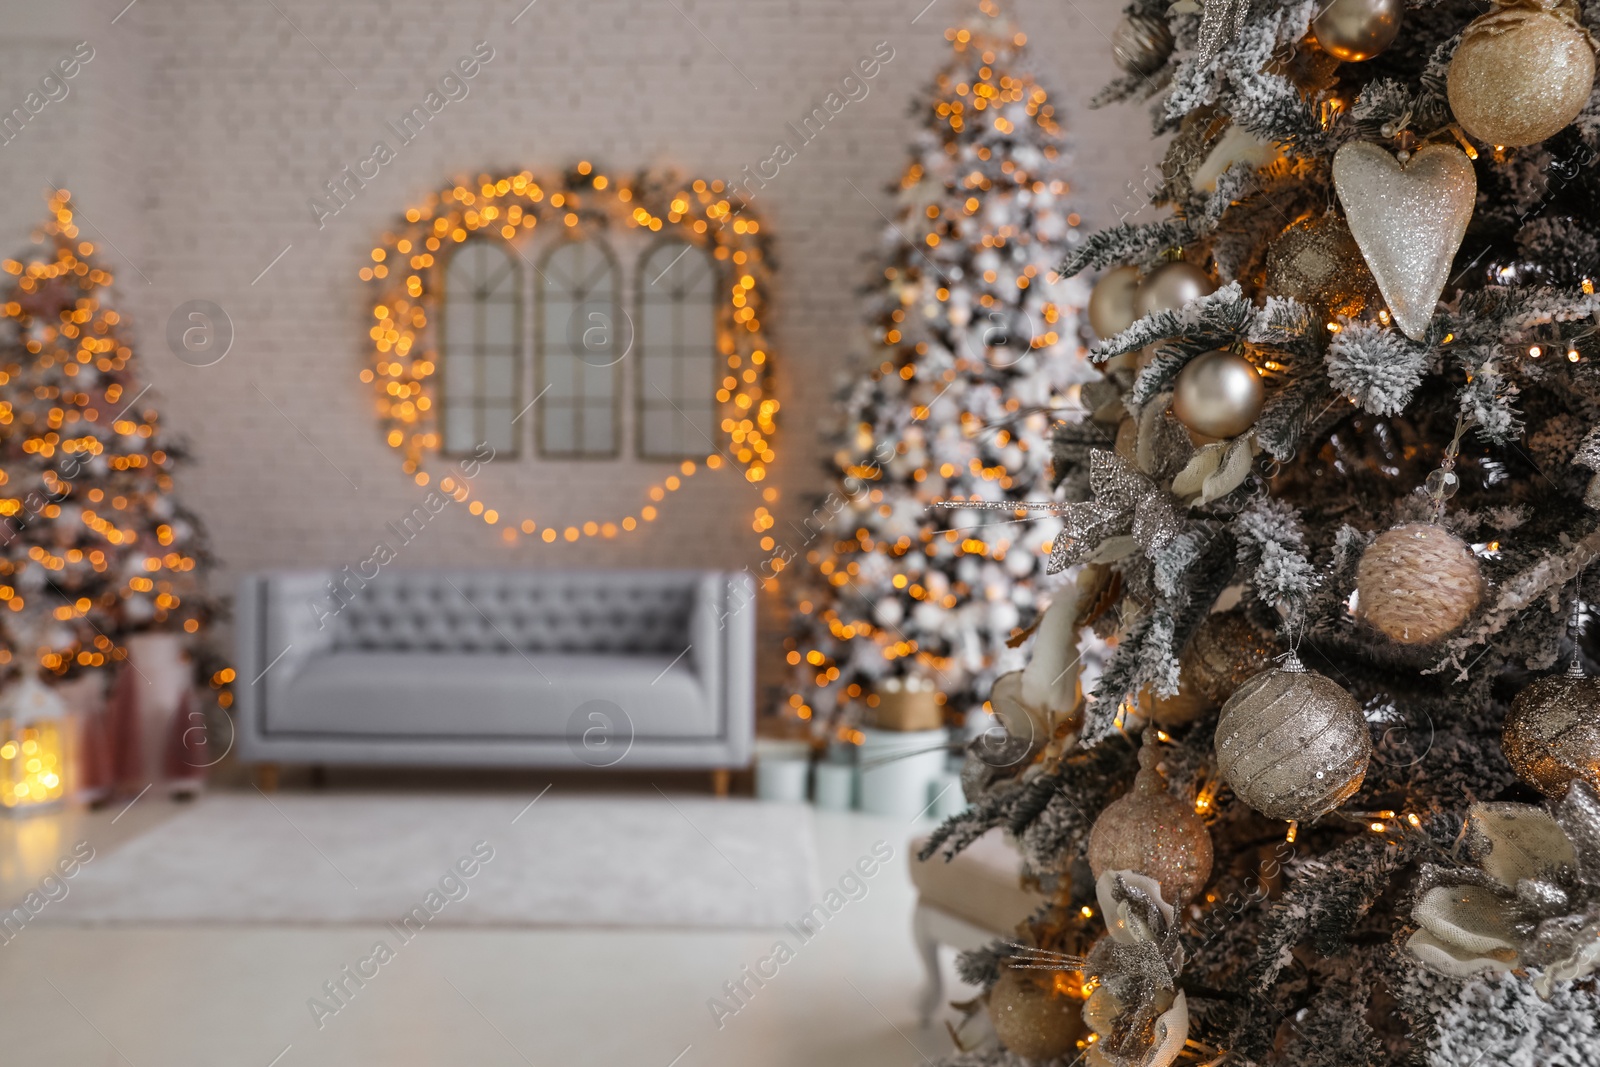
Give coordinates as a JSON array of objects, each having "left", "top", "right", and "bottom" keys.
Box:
[{"left": 1408, "top": 780, "right": 1600, "bottom": 998}]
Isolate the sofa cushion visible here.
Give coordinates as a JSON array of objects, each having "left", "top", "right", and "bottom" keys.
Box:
[
  {"left": 909, "top": 827, "right": 1045, "bottom": 934},
  {"left": 265, "top": 652, "right": 716, "bottom": 740}
]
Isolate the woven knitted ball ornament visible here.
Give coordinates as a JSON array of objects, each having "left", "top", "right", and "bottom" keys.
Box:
[
  {"left": 1215, "top": 651, "right": 1372, "bottom": 821},
  {"left": 1447, "top": 0, "right": 1597, "bottom": 148},
  {"left": 1355, "top": 523, "right": 1483, "bottom": 644},
  {"left": 1502, "top": 660, "right": 1600, "bottom": 798},
  {"left": 988, "top": 960, "right": 1086, "bottom": 1061},
  {"left": 1087, "top": 739, "right": 1214, "bottom": 905}
]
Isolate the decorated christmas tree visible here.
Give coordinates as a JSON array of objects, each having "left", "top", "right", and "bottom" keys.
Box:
[
  {"left": 783, "top": 2, "right": 1095, "bottom": 731},
  {"left": 0, "top": 191, "right": 215, "bottom": 677},
  {"left": 924, "top": 0, "right": 1600, "bottom": 1063}
]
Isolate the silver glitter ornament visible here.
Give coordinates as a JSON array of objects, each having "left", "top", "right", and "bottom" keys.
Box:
[
  {"left": 1447, "top": 0, "right": 1597, "bottom": 148},
  {"left": 1112, "top": 12, "right": 1175, "bottom": 75},
  {"left": 1333, "top": 142, "right": 1477, "bottom": 341},
  {"left": 1089, "top": 264, "right": 1142, "bottom": 339},
  {"left": 1215, "top": 651, "right": 1371, "bottom": 822},
  {"left": 1502, "top": 661, "right": 1600, "bottom": 798},
  {"left": 1049, "top": 450, "right": 1183, "bottom": 574},
  {"left": 1171, "top": 350, "right": 1264, "bottom": 439},
  {"left": 1196, "top": 0, "right": 1251, "bottom": 62},
  {"left": 1310, "top": 0, "right": 1404, "bottom": 62},
  {"left": 1134, "top": 261, "right": 1215, "bottom": 318}
]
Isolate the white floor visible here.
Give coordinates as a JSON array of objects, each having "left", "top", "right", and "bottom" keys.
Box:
[{"left": 0, "top": 784, "right": 965, "bottom": 1067}]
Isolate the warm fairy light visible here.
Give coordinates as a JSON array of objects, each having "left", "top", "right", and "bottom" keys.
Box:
[
  {"left": 1529, "top": 345, "right": 1542, "bottom": 358},
  {"left": 0, "top": 719, "right": 64, "bottom": 810},
  {"left": 1080, "top": 905, "right": 1093, "bottom": 918},
  {"left": 1570, "top": 350, "right": 1581, "bottom": 363},
  {"left": 1286, "top": 821, "right": 1298, "bottom": 843},
  {"left": 1407, "top": 813, "right": 1421, "bottom": 828},
  {"left": 362, "top": 168, "right": 779, "bottom": 542},
  {"left": 1156, "top": 730, "right": 1172, "bottom": 742}
]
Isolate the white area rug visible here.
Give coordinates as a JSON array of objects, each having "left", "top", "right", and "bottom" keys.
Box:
[{"left": 43, "top": 793, "right": 820, "bottom": 929}]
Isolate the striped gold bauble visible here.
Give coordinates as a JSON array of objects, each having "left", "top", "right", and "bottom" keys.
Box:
[{"left": 1215, "top": 651, "right": 1371, "bottom": 821}]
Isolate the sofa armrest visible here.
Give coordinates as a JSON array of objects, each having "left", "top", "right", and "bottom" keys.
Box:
[{"left": 690, "top": 572, "right": 756, "bottom": 766}]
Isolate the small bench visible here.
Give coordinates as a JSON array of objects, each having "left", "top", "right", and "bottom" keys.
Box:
[{"left": 909, "top": 827, "right": 1046, "bottom": 1025}]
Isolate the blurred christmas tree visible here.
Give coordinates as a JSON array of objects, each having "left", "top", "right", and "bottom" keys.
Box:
[
  {"left": 923, "top": 0, "right": 1600, "bottom": 1064},
  {"left": 0, "top": 190, "right": 216, "bottom": 677},
  {"left": 782, "top": 1, "right": 1095, "bottom": 731}
]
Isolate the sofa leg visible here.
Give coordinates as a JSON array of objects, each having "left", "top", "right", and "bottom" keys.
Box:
[
  {"left": 254, "top": 763, "right": 280, "bottom": 793},
  {"left": 710, "top": 768, "right": 730, "bottom": 798}
]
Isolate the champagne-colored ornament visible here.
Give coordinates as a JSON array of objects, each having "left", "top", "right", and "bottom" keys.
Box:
[
  {"left": 1265, "top": 214, "right": 1382, "bottom": 318},
  {"left": 1333, "top": 142, "right": 1477, "bottom": 341},
  {"left": 1112, "top": 12, "right": 1175, "bottom": 75},
  {"left": 1145, "top": 611, "right": 1283, "bottom": 727},
  {"left": 1447, "top": 0, "right": 1597, "bottom": 148},
  {"left": 1215, "top": 651, "right": 1371, "bottom": 821},
  {"left": 1356, "top": 522, "right": 1483, "bottom": 644},
  {"left": 1087, "top": 739, "right": 1214, "bottom": 905},
  {"left": 1186, "top": 610, "right": 1284, "bottom": 706},
  {"left": 1502, "top": 661, "right": 1600, "bottom": 797},
  {"left": 1089, "top": 265, "right": 1143, "bottom": 339},
  {"left": 1310, "top": 0, "right": 1404, "bottom": 61},
  {"left": 1134, "top": 261, "right": 1215, "bottom": 318},
  {"left": 1171, "top": 350, "right": 1264, "bottom": 439},
  {"left": 988, "top": 960, "right": 1086, "bottom": 1061}
]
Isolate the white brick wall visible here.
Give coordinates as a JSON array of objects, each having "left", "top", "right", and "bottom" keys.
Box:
[{"left": 0, "top": 0, "right": 1160, "bottom": 693}]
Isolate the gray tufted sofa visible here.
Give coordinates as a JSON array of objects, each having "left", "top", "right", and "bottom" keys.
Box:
[{"left": 235, "top": 569, "right": 754, "bottom": 787}]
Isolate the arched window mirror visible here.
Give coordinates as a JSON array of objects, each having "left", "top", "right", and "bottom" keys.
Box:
[
  {"left": 637, "top": 240, "right": 718, "bottom": 460},
  {"left": 537, "top": 238, "right": 622, "bottom": 458},
  {"left": 440, "top": 240, "right": 522, "bottom": 456}
]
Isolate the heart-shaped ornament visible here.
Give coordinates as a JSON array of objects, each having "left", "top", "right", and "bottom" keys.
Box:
[{"left": 1332, "top": 142, "right": 1477, "bottom": 341}]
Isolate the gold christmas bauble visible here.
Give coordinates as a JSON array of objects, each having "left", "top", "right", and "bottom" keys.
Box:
[
  {"left": 1502, "top": 664, "right": 1600, "bottom": 797},
  {"left": 988, "top": 961, "right": 1086, "bottom": 1061},
  {"left": 1089, "top": 264, "right": 1142, "bottom": 339},
  {"left": 1171, "top": 350, "right": 1264, "bottom": 439},
  {"left": 1310, "top": 0, "right": 1404, "bottom": 62},
  {"left": 1216, "top": 652, "right": 1371, "bottom": 821},
  {"left": 1447, "top": 0, "right": 1597, "bottom": 148},
  {"left": 1134, "top": 261, "right": 1215, "bottom": 318},
  {"left": 1144, "top": 680, "right": 1209, "bottom": 727},
  {"left": 1087, "top": 741, "right": 1213, "bottom": 905},
  {"left": 1186, "top": 610, "right": 1284, "bottom": 706},
  {"left": 1143, "top": 612, "right": 1283, "bottom": 727},
  {"left": 1355, "top": 523, "right": 1483, "bottom": 644},
  {"left": 1112, "top": 12, "right": 1175, "bottom": 75},
  {"left": 1265, "top": 213, "right": 1382, "bottom": 319}
]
